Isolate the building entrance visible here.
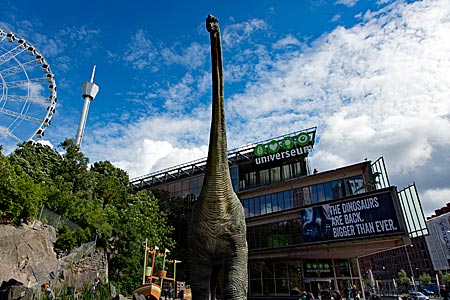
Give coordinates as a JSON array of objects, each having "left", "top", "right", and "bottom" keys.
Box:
[{"left": 304, "top": 279, "right": 333, "bottom": 300}]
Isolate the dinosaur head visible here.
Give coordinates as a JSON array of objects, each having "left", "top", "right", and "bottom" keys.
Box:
[{"left": 206, "top": 14, "right": 219, "bottom": 33}]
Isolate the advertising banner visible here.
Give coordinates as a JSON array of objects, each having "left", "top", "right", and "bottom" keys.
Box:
[
  {"left": 424, "top": 214, "right": 450, "bottom": 270},
  {"left": 300, "top": 190, "right": 402, "bottom": 243}
]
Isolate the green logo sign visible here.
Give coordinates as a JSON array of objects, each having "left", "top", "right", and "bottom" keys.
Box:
[
  {"left": 267, "top": 140, "right": 280, "bottom": 154},
  {"left": 297, "top": 132, "right": 310, "bottom": 146},
  {"left": 254, "top": 132, "right": 311, "bottom": 157},
  {"left": 281, "top": 136, "right": 294, "bottom": 150}
]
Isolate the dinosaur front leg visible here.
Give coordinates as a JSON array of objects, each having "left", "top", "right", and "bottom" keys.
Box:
[
  {"left": 190, "top": 249, "right": 213, "bottom": 300},
  {"left": 223, "top": 241, "right": 248, "bottom": 299}
]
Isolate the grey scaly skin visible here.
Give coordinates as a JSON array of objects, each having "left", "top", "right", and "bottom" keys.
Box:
[{"left": 188, "top": 15, "right": 248, "bottom": 300}]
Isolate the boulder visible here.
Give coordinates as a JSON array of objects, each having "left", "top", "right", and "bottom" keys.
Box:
[
  {"left": 0, "top": 279, "right": 33, "bottom": 300},
  {"left": 0, "top": 222, "right": 57, "bottom": 288}
]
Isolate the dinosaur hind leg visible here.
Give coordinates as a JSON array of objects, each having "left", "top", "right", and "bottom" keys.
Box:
[
  {"left": 190, "top": 254, "right": 213, "bottom": 300},
  {"left": 223, "top": 251, "right": 248, "bottom": 300}
]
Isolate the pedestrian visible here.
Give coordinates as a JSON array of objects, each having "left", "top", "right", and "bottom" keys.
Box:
[
  {"left": 168, "top": 283, "right": 173, "bottom": 300},
  {"left": 41, "top": 283, "right": 55, "bottom": 300},
  {"left": 440, "top": 285, "right": 449, "bottom": 300},
  {"left": 351, "top": 285, "right": 360, "bottom": 300},
  {"left": 344, "top": 287, "right": 351, "bottom": 300},
  {"left": 333, "top": 290, "right": 343, "bottom": 300},
  {"left": 300, "top": 291, "right": 307, "bottom": 300},
  {"left": 93, "top": 276, "right": 101, "bottom": 295}
]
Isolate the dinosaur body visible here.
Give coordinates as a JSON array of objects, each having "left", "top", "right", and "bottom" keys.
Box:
[{"left": 188, "top": 15, "right": 248, "bottom": 300}]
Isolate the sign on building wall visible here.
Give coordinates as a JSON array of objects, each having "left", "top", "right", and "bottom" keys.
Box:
[
  {"left": 425, "top": 213, "right": 450, "bottom": 270},
  {"left": 299, "top": 190, "right": 402, "bottom": 243},
  {"left": 303, "top": 260, "right": 333, "bottom": 277},
  {"left": 253, "top": 129, "right": 316, "bottom": 165}
]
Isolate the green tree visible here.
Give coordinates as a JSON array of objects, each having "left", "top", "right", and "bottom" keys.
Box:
[
  {"left": 9, "top": 142, "right": 62, "bottom": 185},
  {"left": 58, "top": 139, "right": 93, "bottom": 195},
  {"left": 91, "top": 160, "right": 130, "bottom": 208},
  {"left": 440, "top": 271, "right": 450, "bottom": 285},
  {"left": 419, "top": 272, "right": 431, "bottom": 285},
  {"left": 0, "top": 151, "right": 44, "bottom": 224},
  {"left": 108, "top": 190, "right": 175, "bottom": 293},
  {"left": 396, "top": 269, "right": 411, "bottom": 292}
]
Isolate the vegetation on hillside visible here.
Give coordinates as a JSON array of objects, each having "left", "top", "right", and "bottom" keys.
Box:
[{"left": 0, "top": 140, "right": 175, "bottom": 294}]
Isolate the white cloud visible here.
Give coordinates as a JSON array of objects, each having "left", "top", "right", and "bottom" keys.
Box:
[
  {"left": 76, "top": 0, "right": 450, "bottom": 216},
  {"left": 422, "top": 188, "right": 450, "bottom": 217},
  {"left": 272, "top": 35, "right": 302, "bottom": 49},
  {"left": 222, "top": 19, "right": 268, "bottom": 48},
  {"left": 122, "top": 29, "right": 158, "bottom": 71},
  {"left": 225, "top": 0, "right": 450, "bottom": 216},
  {"left": 335, "top": 0, "right": 359, "bottom": 7},
  {"left": 112, "top": 139, "right": 208, "bottom": 178},
  {"left": 160, "top": 42, "right": 209, "bottom": 69}
]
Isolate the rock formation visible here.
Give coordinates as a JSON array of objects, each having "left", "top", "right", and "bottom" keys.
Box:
[
  {"left": 0, "top": 222, "right": 107, "bottom": 292},
  {"left": 0, "top": 222, "right": 58, "bottom": 287}
]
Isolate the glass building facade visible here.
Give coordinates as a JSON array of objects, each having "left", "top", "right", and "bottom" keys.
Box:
[{"left": 130, "top": 128, "right": 413, "bottom": 299}]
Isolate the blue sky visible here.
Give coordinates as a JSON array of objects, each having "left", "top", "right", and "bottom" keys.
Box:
[{"left": 1, "top": 0, "right": 450, "bottom": 217}]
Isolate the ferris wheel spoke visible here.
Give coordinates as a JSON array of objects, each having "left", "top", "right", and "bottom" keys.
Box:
[
  {"left": 0, "top": 59, "right": 40, "bottom": 78},
  {"left": 4, "top": 77, "right": 50, "bottom": 89},
  {"left": 0, "top": 44, "right": 27, "bottom": 66},
  {"left": 0, "top": 127, "right": 23, "bottom": 143},
  {"left": 0, "top": 107, "right": 42, "bottom": 124},
  {"left": 2, "top": 94, "right": 48, "bottom": 105}
]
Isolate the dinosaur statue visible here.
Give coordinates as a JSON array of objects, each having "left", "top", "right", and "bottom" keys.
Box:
[{"left": 188, "top": 15, "right": 248, "bottom": 300}]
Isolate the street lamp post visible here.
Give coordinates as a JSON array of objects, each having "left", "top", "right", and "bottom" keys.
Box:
[
  {"left": 160, "top": 249, "right": 170, "bottom": 290},
  {"left": 168, "top": 259, "right": 181, "bottom": 299},
  {"left": 405, "top": 245, "right": 416, "bottom": 291}
]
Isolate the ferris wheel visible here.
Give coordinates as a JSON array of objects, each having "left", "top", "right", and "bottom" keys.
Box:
[{"left": 0, "top": 25, "right": 57, "bottom": 151}]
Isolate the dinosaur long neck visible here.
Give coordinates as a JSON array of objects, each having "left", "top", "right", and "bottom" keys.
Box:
[{"left": 202, "top": 24, "right": 233, "bottom": 197}]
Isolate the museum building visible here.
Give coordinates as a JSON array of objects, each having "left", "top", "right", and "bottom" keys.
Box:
[{"left": 130, "top": 127, "right": 427, "bottom": 299}]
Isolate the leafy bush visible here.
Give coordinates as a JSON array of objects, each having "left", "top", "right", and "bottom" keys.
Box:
[{"left": 2, "top": 140, "right": 175, "bottom": 295}]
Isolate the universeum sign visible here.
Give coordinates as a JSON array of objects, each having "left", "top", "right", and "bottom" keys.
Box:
[{"left": 253, "top": 129, "right": 316, "bottom": 165}]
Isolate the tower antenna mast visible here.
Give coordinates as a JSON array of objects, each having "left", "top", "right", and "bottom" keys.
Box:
[{"left": 75, "top": 65, "right": 99, "bottom": 147}]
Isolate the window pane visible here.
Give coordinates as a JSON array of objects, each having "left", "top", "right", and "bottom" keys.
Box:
[
  {"left": 263, "top": 279, "right": 275, "bottom": 296},
  {"left": 255, "top": 197, "right": 261, "bottom": 216},
  {"left": 275, "top": 279, "right": 290, "bottom": 295},
  {"left": 311, "top": 185, "right": 319, "bottom": 203},
  {"left": 249, "top": 172, "right": 256, "bottom": 187},
  {"left": 294, "top": 188, "right": 303, "bottom": 208},
  {"left": 278, "top": 192, "right": 285, "bottom": 210},
  {"left": 303, "top": 186, "right": 312, "bottom": 206},
  {"left": 265, "top": 198, "right": 272, "bottom": 216},
  {"left": 272, "top": 194, "right": 278, "bottom": 213},
  {"left": 293, "top": 162, "right": 302, "bottom": 177},
  {"left": 262, "top": 261, "right": 274, "bottom": 278},
  {"left": 239, "top": 179, "right": 246, "bottom": 190},
  {"left": 260, "top": 169, "right": 270, "bottom": 185},
  {"left": 250, "top": 279, "right": 263, "bottom": 296},
  {"left": 182, "top": 179, "right": 189, "bottom": 190},
  {"left": 282, "top": 164, "right": 292, "bottom": 180},
  {"left": 248, "top": 197, "right": 255, "bottom": 217},
  {"left": 284, "top": 190, "right": 293, "bottom": 210},
  {"left": 323, "top": 182, "right": 333, "bottom": 201},
  {"left": 271, "top": 167, "right": 281, "bottom": 183},
  {"left": 247, "top": 227, "right": 255, "bottom": 249},
  {"left": 243, "top": 199, "right": 249, "bottom": 218},
  {"left": 331, "top": 180, "right": 344, "bottom": 199},
  {"left": 249, "top": 261, "right": 262, "bottom": 279},
  {"left": 316, "top": 184, "right": 325, "bottom": 202},
  {"left": 346, "top": 176, "right": 364, "bottom": 195}
]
